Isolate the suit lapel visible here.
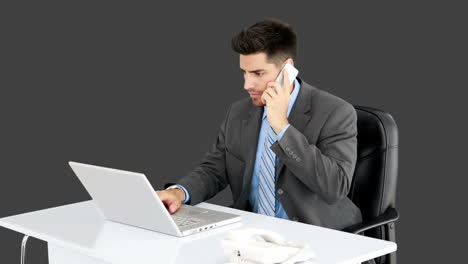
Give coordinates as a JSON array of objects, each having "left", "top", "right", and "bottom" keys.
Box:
[{"left": 240, "top": 106, "right": 263, "bottom": 191}]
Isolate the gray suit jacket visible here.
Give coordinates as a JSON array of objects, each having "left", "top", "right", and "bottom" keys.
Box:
[{"left": 175, "top": 78, "right": 362, "bottom": 230}]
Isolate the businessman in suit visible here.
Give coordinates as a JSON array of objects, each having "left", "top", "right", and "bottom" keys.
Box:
[{"left": 157, "top": 18, "right": 362, "bottom": 230}]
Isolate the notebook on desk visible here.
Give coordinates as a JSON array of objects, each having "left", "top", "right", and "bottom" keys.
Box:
[{"left": 69, "top": 161, "right": 241, "bottom": 237}]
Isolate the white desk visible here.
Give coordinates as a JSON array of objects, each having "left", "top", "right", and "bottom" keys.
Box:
[{"left": 0, "top": 200, "right": 396, "bottom": 264}]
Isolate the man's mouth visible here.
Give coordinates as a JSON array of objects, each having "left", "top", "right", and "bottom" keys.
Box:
[{"left": 249, "top": 92, "right": 262, "bottom": 98}]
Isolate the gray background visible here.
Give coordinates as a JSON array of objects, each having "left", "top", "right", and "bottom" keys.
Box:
[{"left": 1, "top": 1, "right": 466, "bottom": 263}]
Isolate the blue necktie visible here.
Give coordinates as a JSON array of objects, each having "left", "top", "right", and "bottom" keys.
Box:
[{"left": 257, "top": 125, "right": 277, "bottom": 216}]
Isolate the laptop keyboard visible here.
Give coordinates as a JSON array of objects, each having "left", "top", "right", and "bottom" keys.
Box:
[{"left": 172, "top": 215, "right": 203, "bottom": 227}]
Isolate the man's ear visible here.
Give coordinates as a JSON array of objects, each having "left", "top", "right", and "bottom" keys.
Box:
[{"left": 277, "top": 58, "right": 294, "bottom": 70}]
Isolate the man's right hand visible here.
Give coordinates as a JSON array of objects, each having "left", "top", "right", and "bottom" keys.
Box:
[{"left": 156, "top": 188, "right": 185, "bottom": 214}]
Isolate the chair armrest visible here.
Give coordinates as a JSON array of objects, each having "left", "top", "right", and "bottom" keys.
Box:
[{"left": 342, "top": 207, "right": 399, "bottom": 234}]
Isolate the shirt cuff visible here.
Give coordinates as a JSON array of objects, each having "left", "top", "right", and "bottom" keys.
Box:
[
  {"left": 166, "top": 184, "right": 191, "bottom": 204},
  {"left": 276, "top": 124, "right": 290, "bottom": 141}
]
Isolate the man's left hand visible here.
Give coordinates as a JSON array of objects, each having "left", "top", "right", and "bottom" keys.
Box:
[{"left": 261, "top": 69, "right": 294, "bottom": 134}]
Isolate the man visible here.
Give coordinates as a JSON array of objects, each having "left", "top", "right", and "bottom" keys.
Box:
[{"left": 157, "top": 18, "right": 362, "bottom": 230}]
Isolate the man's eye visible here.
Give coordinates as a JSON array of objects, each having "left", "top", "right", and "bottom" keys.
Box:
[{"left": 255, "top": 72, "right": 264, "bottom": 76}]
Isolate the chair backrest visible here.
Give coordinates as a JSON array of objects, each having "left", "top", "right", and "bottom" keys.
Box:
[{"left": 348, "top": 106, "right": 399, "bottom": 264}]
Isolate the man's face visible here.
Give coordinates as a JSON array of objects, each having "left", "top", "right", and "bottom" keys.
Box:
[{"left": 240, "top": 52, "right": 283, "bottom": 106}]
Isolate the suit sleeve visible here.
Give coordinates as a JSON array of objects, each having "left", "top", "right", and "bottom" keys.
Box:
[
  {"left": 271, "top": 103, "right": 358, "bottom": 204},
  {"left": 174, "top": 106, "right": 231, "bottom": 205}
]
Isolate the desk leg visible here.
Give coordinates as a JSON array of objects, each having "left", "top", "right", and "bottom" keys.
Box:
[
  {"left": 48, "top": 244, "right": 109, "bottom": 264},
  {"left": 21, "top": 235, "right": 29, "bottom": 264}
]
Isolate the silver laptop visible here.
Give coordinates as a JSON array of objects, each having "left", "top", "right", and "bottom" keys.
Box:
[{"left": 69, "top": 161, "right": 241, "bottom": 237}]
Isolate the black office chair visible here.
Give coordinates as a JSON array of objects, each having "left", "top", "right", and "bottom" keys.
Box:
[{"left": 343, "top": 106, "right": 399, "bottom": 264}]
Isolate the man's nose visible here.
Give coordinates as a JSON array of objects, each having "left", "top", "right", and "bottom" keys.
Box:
[{"left": 244, "top": 76, "right": 255, "bottom": 90}]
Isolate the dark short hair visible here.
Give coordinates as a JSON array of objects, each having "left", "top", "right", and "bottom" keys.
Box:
[{"left": 231, "top": 18, "right": 297, "bottom": 66}]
